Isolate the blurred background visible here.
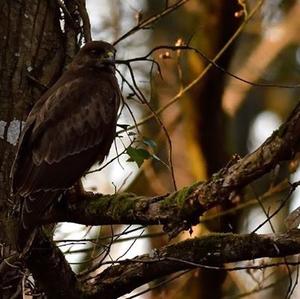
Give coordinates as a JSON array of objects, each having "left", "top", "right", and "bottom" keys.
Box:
[{"left": 54, "top": 1, "right": 300, "bottom": 298}]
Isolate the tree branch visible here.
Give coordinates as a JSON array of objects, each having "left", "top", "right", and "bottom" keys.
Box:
[
  {"left": 24, "top": 229, "right": 300, "bottom": 299},
  {"left": 25, "top": 230, "right": 84, "bottom": 299},
  {"left": 113, "top": 0, "right": 190, "bottom": 45},
  {"left": 84, "top": 230, "right": 300, "bottom": 298},
  {"left": 45, "top": 101, "right": 300, "bottom": 237},
  {"left": 44, "top": 184, "right": 201, "bottom": 236}
]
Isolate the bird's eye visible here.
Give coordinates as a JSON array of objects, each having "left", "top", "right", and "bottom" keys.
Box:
[{"left": 90, "top": 49, "right": 104, "bottom": 56}]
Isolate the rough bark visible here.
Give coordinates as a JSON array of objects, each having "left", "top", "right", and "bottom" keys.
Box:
[
  {"left": 0, "top": 1, "right": 65, "bottom": 297},
  {"left": 0, "top": 0, "right": 85, "bottom": 297}
]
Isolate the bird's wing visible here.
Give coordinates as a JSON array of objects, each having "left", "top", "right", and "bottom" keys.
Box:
[
  {"left": 11, "top": 73, "right": 120, "bottom": 196},
  {"left": 31, "top": 77, "right": 119, "bottom": 164}
]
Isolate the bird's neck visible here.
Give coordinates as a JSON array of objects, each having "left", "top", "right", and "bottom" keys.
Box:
[{"left": 93, "top": 64, "right": 116, "bottom": 74}]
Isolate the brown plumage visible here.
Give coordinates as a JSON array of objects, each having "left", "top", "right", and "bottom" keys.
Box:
[{"left": 11, "top": 41, "right": 120, "bottom": 249}]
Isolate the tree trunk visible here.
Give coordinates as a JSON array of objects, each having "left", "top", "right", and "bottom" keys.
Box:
[{"left": 0, "top": 1, "right": 77, "bottom": 297}]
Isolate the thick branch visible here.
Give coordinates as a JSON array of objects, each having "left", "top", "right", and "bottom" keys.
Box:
[
  {"left": 23, "top": 229, "right": 300, "bottom": 299},
  {"left": 25, "top": 230, "right": 83, "bottom": 299},
  {"left": 46, "top": 102, "right": 300, "bottom": 237},
  {"left": 84, "top": 230, "right": 300, "bottom": 298},
  {"left": 45, "top": 184, "right": 201, "bottom": 235}
]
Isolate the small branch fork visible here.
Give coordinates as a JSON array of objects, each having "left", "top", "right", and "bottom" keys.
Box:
[
  {"left": 113, "top": 0, "right": 190, "bottom": 45},
  {"left": 116, "top": 44, "right": 300, "bottom": 89}
]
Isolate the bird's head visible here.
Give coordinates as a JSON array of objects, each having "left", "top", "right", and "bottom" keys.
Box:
[{"left": 70, "top": 41, "right": 117, "bottom": 72}]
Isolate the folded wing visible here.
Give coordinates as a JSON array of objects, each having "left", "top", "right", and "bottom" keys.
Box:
[{"left": 11, "top": 72, "right": 120, "bottom": 197}]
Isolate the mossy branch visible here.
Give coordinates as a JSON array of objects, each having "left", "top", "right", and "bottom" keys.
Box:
[
  {"left": 43, "top": 182, "right": 202, "bottom": 237},
  {"left": 44, "top": 102, "right": 300, "bottom": 238},
  {"left": 85, "top": 230, "right": 300, "bottom": 298}
]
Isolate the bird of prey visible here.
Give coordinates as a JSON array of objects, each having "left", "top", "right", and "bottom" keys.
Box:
[{"left": 11, "top": 41, "right": 120, "bottom": 249}]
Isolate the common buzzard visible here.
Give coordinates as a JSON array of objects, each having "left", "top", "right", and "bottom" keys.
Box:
[{"left": 11, "top": 41, "right": 120, "bottom": 249}]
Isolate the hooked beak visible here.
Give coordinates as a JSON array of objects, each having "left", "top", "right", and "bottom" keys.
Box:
[{"left": 103, "top": 51, "right": 115, "bottom": 64}]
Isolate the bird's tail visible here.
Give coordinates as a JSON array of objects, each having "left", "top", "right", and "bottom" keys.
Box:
[{"left": 17, "top": 191, "right": 60, "bottom": 253}]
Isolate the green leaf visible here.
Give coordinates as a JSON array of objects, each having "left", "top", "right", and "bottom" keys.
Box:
[{"left": 126, "top": 146, "right": 151, "bottom": 167}]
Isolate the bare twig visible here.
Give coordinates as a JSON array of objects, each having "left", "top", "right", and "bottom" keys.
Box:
[{"left": 113, "top": 0, "right": 190, "bottom": 45}]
